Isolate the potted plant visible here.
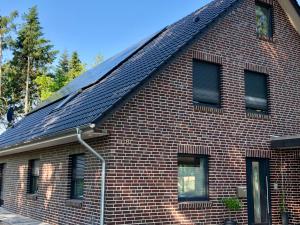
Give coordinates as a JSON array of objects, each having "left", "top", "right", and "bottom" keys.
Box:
[
  {"left": 280, "top": 192, "right": 289, "bottom": 225},
  {"left": 221, "top": 197, "right": 242, "bottom": 225}
]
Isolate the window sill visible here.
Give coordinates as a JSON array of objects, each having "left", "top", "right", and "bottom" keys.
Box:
[
  {"left": 257, "top": 35, "right": 274, "bottom": 43},
  {"left": 246, "top": 112, "right": 270, "bottom": 120},
  {"left": 26, "top": 194, "right": 38, "bottom": 201},
  {"left": 178, "top": 201, "right": 212, "bottom": 210},
  {"left": 194, "top": 104, "right": 223, "bottom": 114},
  {"left": 65, "top": 199, "right": 83, "bottom": 208}
]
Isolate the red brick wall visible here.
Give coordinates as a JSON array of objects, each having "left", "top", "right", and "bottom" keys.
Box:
[
  {"left": 0, "top": 138, "right": 110, "bottom": 225},
  {"left": 271, "top": 151, "right": 300, "bottom": 224},
  {"left": 101, "top": 0, "right": 300, "bottom": 224},
  {"left": 0, "top": 0, "right": 299, "bottom": 224}
]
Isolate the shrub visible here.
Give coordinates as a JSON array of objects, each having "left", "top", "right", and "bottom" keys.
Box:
[{"left": 221, "top": 197, "right": 242, "bottom": 212}]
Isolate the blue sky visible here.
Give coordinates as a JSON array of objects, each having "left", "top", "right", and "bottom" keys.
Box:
[
  {"left": 2, "top": 0, "right": 300, "bottom": 65},
  {"left": 1, "top": 0, "right": 211, "bottom": 66}
]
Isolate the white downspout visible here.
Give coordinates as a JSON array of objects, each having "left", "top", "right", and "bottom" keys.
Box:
[{"left": 76, "top": 127, "right": 106, "bottom": 225}]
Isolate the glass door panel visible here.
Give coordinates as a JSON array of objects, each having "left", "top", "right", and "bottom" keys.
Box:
[{"left": 246, "top": 158, "right": 271, "bottom": 225}]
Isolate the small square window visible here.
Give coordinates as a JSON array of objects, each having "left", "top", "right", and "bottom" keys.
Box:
[
  {"left": 178, "top": 154, "right": 209, "bottom": 202},
  {"left": 256, "top": 2, "right": 273, "bottom": 38},
  {"left": 70, "top": 154, "right": 85, "bottom": 199},
  {"left": 245, "top": 71, "right": 269, "bottom": 114},
  {"left": 28, "top": 159, "right": 40, "bottom": 194},
  {"left": 193, "top": 60, "right": 221, "bottom": 108}
]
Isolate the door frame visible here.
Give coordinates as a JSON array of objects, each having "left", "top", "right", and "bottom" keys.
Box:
[{"left": 246, "top": 158, "right": 272, "bottom": 225}]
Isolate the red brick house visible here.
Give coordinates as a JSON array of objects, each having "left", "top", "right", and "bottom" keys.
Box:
[{"left": 0, "top": 0, "right": 299, "bottom": 224}]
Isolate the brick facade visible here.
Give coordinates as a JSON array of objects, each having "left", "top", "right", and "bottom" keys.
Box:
[
  {"left": 0, "top": 140, "right": 108, "bottom": 224},
  {"left": 0, "top": 0, "right": 299, "bottom": 224}
]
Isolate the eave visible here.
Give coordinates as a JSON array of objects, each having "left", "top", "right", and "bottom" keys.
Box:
[
  {"left": 0, "top": 125, "right": 108, "bottom": 157},
  {"left": 278, "top": 0, "right": 300, "bottom": 35}
]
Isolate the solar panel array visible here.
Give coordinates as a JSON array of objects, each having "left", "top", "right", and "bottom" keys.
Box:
[{"left": 34, "top": 29, "right": 165, "bottom": 112}]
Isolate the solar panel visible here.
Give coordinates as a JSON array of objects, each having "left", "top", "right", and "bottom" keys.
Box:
[{"left": 33, "top": 28, "right": 166, "bottom": 112}]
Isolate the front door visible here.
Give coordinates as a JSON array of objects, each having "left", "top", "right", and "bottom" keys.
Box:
[
  {"left": 0, "top": 164, "right": 4, "bottom": 206},
  {"left": 246, "top": 158, "right": 271, "bottom": 225}
]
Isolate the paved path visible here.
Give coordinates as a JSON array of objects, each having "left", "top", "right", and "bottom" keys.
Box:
[{"left": 0, "top": 208, "right": 49, "bottom": 225}]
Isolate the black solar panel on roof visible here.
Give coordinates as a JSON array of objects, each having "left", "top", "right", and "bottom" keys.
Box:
[{"left": 34, "top": 28, "right": 166, "bottom": 112}]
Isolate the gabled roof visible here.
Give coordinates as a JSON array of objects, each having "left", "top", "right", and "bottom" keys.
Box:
[
  {"left": 0, "top": 0, "right": 243, "bottom": 150},
  {"left": 0, "top": 0, "right": 299, "bottom": 151}
]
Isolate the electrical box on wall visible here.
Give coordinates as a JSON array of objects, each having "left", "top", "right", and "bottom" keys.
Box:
[{"left": 236, "top": 186, "right": 247, "bottom": 198}]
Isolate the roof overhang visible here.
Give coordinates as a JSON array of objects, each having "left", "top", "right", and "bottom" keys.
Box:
[
  {"left": 271, "top": 135, "right": 300, "bottom": 150},
  {"left": 0, "top": 125, "right": 108, "bottom": 157},
  {"left": 278, "top": 0, "right": 300, "bottom": 35}
]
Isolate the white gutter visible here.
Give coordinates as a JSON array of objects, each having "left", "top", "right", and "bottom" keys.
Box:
[
  {"left": 76, "top": 127, "right": 106, "bottom": 225},
  {"left": 0, "top": 125, "right": 108, "bottom": 157}
]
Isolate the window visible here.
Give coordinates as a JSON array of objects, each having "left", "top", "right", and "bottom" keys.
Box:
[
  {"left": 28, "top": 159, "right": 40, "bottom": 194},
  {"left": 178, "top": 154, "right": 208, "bottom": 202},
  {"left": 245, "top": 71, "right": 269, "bottom": 114},
  {"left": 193, "top": 60, "right": 221, "bottom": 108},
  {"left": 70, "top": 154, "right": 85, "bottom": 199},
  {"left": 256, "top": 2, "right": 272, "bottom": 38}
]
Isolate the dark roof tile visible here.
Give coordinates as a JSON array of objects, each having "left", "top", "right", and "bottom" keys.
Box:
[{"left": 0, "top": 0, "right": 240, "bottom": 149}]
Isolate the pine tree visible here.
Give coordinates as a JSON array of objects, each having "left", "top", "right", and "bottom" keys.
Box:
[
  {"left": 0, "top": 11, "right": 18, "bottom": 98},
  {"left": 66, "top": 51, "right": 85, "bottom": 82},
  {"left": 58, "top": 50, "right": 69, "bottom": 74},
  {"left": 12, "top": 6, "right": 57, "bottom": 113},
  {"left": 53, "top": 50, "right": 70, "bottom": 90}
]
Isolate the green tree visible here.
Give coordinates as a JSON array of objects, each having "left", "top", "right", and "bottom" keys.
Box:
[
  {"left": 58, "top": 50, "right": 69, "bottom": 74},
  {"left": 12, "top": 6, "right": 57, "bottom": 113},
  {"left": 0, "top": 11, "right": 18, "bottom": 98},
  {"left": 2, "top": 63, "right": 23, "bottom": 106},
  {"left": 35, "top": 51, "right": 86, "bottom": 101},
  {"left": 35, "top": 74, "right": 55, "bottom": 101},
  {"left": 66, "top": 51, "right": 85, "bottom": 83},
  {"left": 0, "top": 62, "right": 23, "bottom": 130},
  {"left": 53, "top": 50, "right": 70, "bottom": 90}
]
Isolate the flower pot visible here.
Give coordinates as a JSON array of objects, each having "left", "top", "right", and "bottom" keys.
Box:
[
  {"left": 224, "top": 219, "right": 237, "bottom": 225},
  {"left": 281, "top": 212, "right": 289, "bottom": 225}
]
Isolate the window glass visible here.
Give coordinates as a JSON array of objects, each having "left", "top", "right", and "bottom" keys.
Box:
[
  {"left": 256, "top": 3, "right": 272, "bottom": 37},
  {"left": 193, "top": 60, "right": 221, "bottom": 107},
  {"left": 245, "top": 71, "right": 268, "bottom": 114},
  {"left": 28, "top": 159, "right": 40, "bottom": 194},
  {"left": 178, "top": 155, "right": 208, "bottom": 201},
  {"left": 71, "top": 154, "right": 85, "bottom": 199},
  {"left": 252, "top": 161, "right": 262, "bottom": 224},
  {"left": 32, "top": 160, "right": 40, "bottom": 176}
]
